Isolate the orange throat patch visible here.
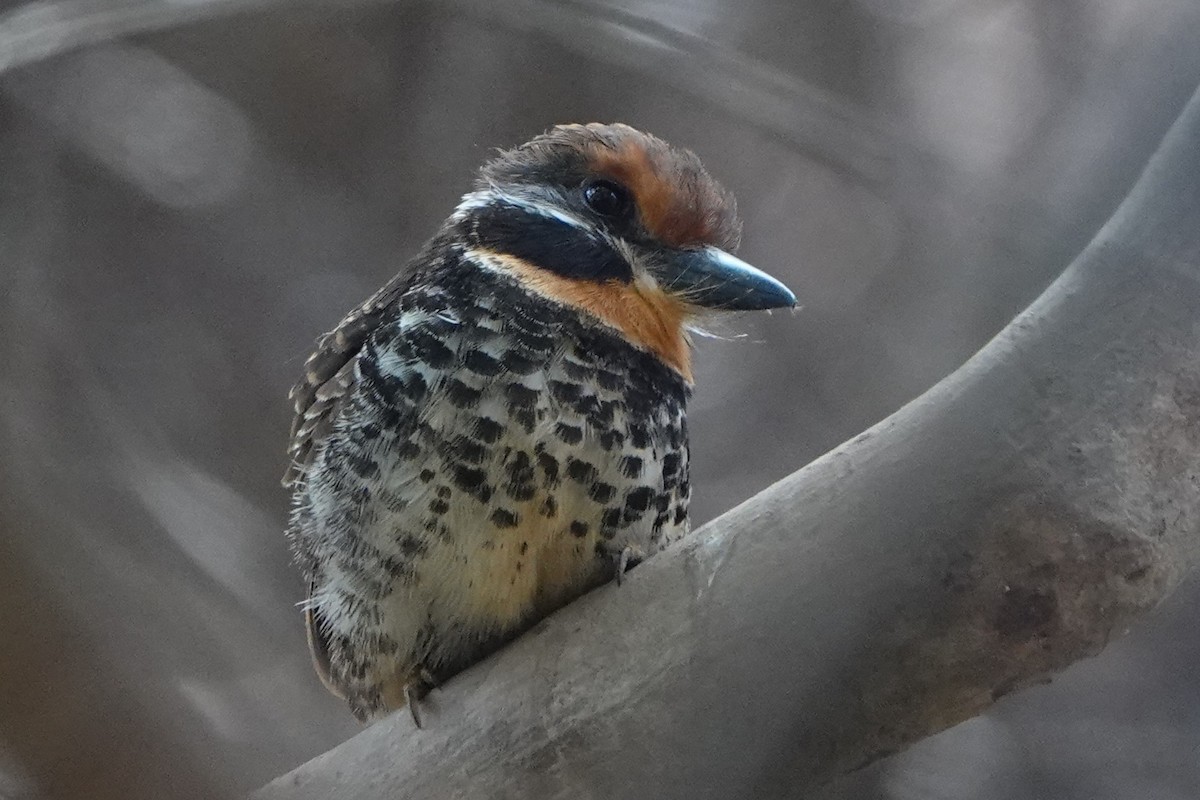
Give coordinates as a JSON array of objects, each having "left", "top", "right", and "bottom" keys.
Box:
[{"left": 469, "top": 249, "right": 694, "bottom": 382}]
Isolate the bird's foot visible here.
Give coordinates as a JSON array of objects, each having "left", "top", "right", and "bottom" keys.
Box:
[
  {"left": 403, "top": 668, "right": 439, "bottom": 729},
  {"left": 598, "top": 542, "right": 645, "bottom": 586},
  {"left": 418, "top": 666, "right": 441, "bottom": 689},
  {"left": 405, "top": 682, "right": 425, "bottom": 729}
]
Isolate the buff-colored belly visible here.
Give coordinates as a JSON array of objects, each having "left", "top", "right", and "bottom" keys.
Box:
[{"left": 412, "top": 490, "right": 607, "bottom": 637}]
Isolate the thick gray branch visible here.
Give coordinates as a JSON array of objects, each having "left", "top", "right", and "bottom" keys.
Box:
[{"left": 255, "top": 86, "right": 1200, "bottom": 799}]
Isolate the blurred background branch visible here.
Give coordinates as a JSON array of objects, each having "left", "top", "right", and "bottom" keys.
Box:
[{"left": 0, "top": 0, "right": 303, "bottom": 72}]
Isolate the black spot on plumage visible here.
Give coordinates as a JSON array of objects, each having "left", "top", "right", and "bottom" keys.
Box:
[
  {"left": 512, "top": 407, "right": 537, "bottom": 434},
  {"left": 662, "top": 451, "right": 682, "bottom": 477},
  {"left": 359, "top": 423, "right": 382, "bottom": 441},
  {"left": 540, "top": 495, "right": 558, "bottom": 518},
  {"left": 555, "top": 423, "right": 583, "bottom": 445},
  {"left": 463, "top": 349, "right": 502, "bottom": 377},
  {"left": 500, "top": 349, "right": 539, "bottom": 375},
  {"left": 374, "top": 404, "right": 403, "bottom": 429},
  {"left": 357, "top": 349, "right": 404, "bottom": 397},
  {"left": 447, "top": 435, "right": 487, "bottom": 465},
  {"left": 504, "top": 451, "right": 537, "bottom": 501},
  {"left": 419, "top": 468, "right": 435, "bottom": 483},
  {"left": 589, "top": 400, "right": 617, "bottom": 428},
  {"left": 589, "top": 482, "right": 616, "bottom": 504},
  {"left": 471, "top": 416, "right": 505, "bottom": 444},
  {"left": 572, "top": 394, "right": 599, "bottom": 419},
  {"left": 549, "top": 380, "right": 582, "bottom": 405},
  {"left": 453, "top": 465, "right": 494, "bottom": 503},
  {"left": 504, "top": 305, "right": 548, "bottom": 334},
  {"left": 511, "top": 327, "right": 555, "bottom": 356},
  {"left": 595, "top": 369, "right": 624, "bottom": 392},
  {"left": 406, "top": 329, "right": 454, "bottom": 369},
  {"left": 598, "top": 429, "right": 625, "bottom": 451},
  {"left": 570, "top": 520, "right": 589, "bottom": 538},
  {"left": 537, "top": 451, "right": 560, "bottom": 486},
  {"left": 414, "top": 421, "right": 438, "bottom": 444},
  {"left": 382, "top": 556, "right": 413, "bottom": 581},
  {"left": 436, "top": 486, "right": 451, "bottom": 499},
  {"left": 347, "top": 454, "right": 380, "bottom": 480},
  {"left": 600, "top": 508, "right": 623, "bottom": 534},
  {"left": 674, "top": 505, "right": 688, "bottom": 525},
  {"left": 491, "top": 509, "right": 519, "bottom": 528},
  {"left": 667, "top": 423, "right": 684, "bottom": 449},
  {"left": 429, "top": 498, "right": 450, "bottom": 515},
  {"left": 400, "top": 372, "right": 428, "bottom": 402},
  {"left": 445, "top": 378, "right": 483, "bottom": 409},
  {"left": 620, "top": 455, "right": 643, "bottom": 479},
  {"left": 561, "top": 358, "right": 593, "bottom": 382},
  {"left": 397, "top": 440, "right": 421, "bottom": 460},
  {"left": 505, "top": 383, "right": 539, "bottom": 409},
  {"left": 566, "top": 458, "right": 598, "bottom": 485},
  {"left": 398, "top": 534, "right": 427, "bottom": 557},
  {"left": 623, "top": 384, "right": 660, "bottom": 418},
  {"left": 625, "top": 486, "right": 655, "bottom": 513},
  {"left": 628, "top": 424, "right": 651, "bottom": 449}
]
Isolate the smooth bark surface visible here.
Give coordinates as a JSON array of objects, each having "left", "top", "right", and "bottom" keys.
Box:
[{"left": 255, "top": 86, "right": 1200, "bottom": 800}]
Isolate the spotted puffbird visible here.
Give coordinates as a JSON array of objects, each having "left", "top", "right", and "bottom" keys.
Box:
[{"left": 284, "top": 123, "right": 796, "bottom": 723}]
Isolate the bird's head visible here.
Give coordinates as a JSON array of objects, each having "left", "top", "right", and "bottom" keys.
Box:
[{"left": 451, "top": 123, "right": 796, "bottom": 381}]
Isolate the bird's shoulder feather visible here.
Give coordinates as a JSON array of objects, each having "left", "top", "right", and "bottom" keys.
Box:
[{"left": 283, "top": 271, "right": 412, "bottom": 488}]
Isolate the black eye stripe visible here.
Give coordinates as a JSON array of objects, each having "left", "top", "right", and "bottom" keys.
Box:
[{"left": 465, "top": 202, "right": 633, "bottom": 283}]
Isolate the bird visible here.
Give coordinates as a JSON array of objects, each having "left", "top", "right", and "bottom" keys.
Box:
[{"left": 284, "top": 122, "right": 796, "bottom": 724}]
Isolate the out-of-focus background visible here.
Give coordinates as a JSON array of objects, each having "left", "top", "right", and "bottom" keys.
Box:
[{"left": 2, "top": 1, "right": 1199, "bottom": 798}]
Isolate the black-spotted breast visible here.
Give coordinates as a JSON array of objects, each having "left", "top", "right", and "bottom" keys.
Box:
[{"left": 284, "top": 123, "right": 796, "bottom": 723}]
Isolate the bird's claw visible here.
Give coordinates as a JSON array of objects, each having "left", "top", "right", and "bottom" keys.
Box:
[
  {"left": 611, "top": 544, "right": 644, "bottom": 586},
  {"left": 405, "top": 682, "right": 424, "bottom": 729},
  {"left": 405, "top": 667, "right": 439, "bottom": 729}
]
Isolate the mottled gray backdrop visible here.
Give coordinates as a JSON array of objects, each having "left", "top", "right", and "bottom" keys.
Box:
[{"left": 1, "top": 1, "right": 1199, "bottom": 798}]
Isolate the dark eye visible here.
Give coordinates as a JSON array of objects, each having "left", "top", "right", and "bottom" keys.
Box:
[{"left": 583, "top": 180, "right": 632, "bottom": 218}]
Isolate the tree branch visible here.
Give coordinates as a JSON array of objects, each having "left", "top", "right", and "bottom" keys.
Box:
[{"left": 255, "top": 85, "right": 1200, "bottom": 800}]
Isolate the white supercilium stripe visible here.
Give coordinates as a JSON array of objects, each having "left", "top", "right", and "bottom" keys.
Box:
[{"left": 451, "top": 187, "right": 593, "bottom": 232}]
